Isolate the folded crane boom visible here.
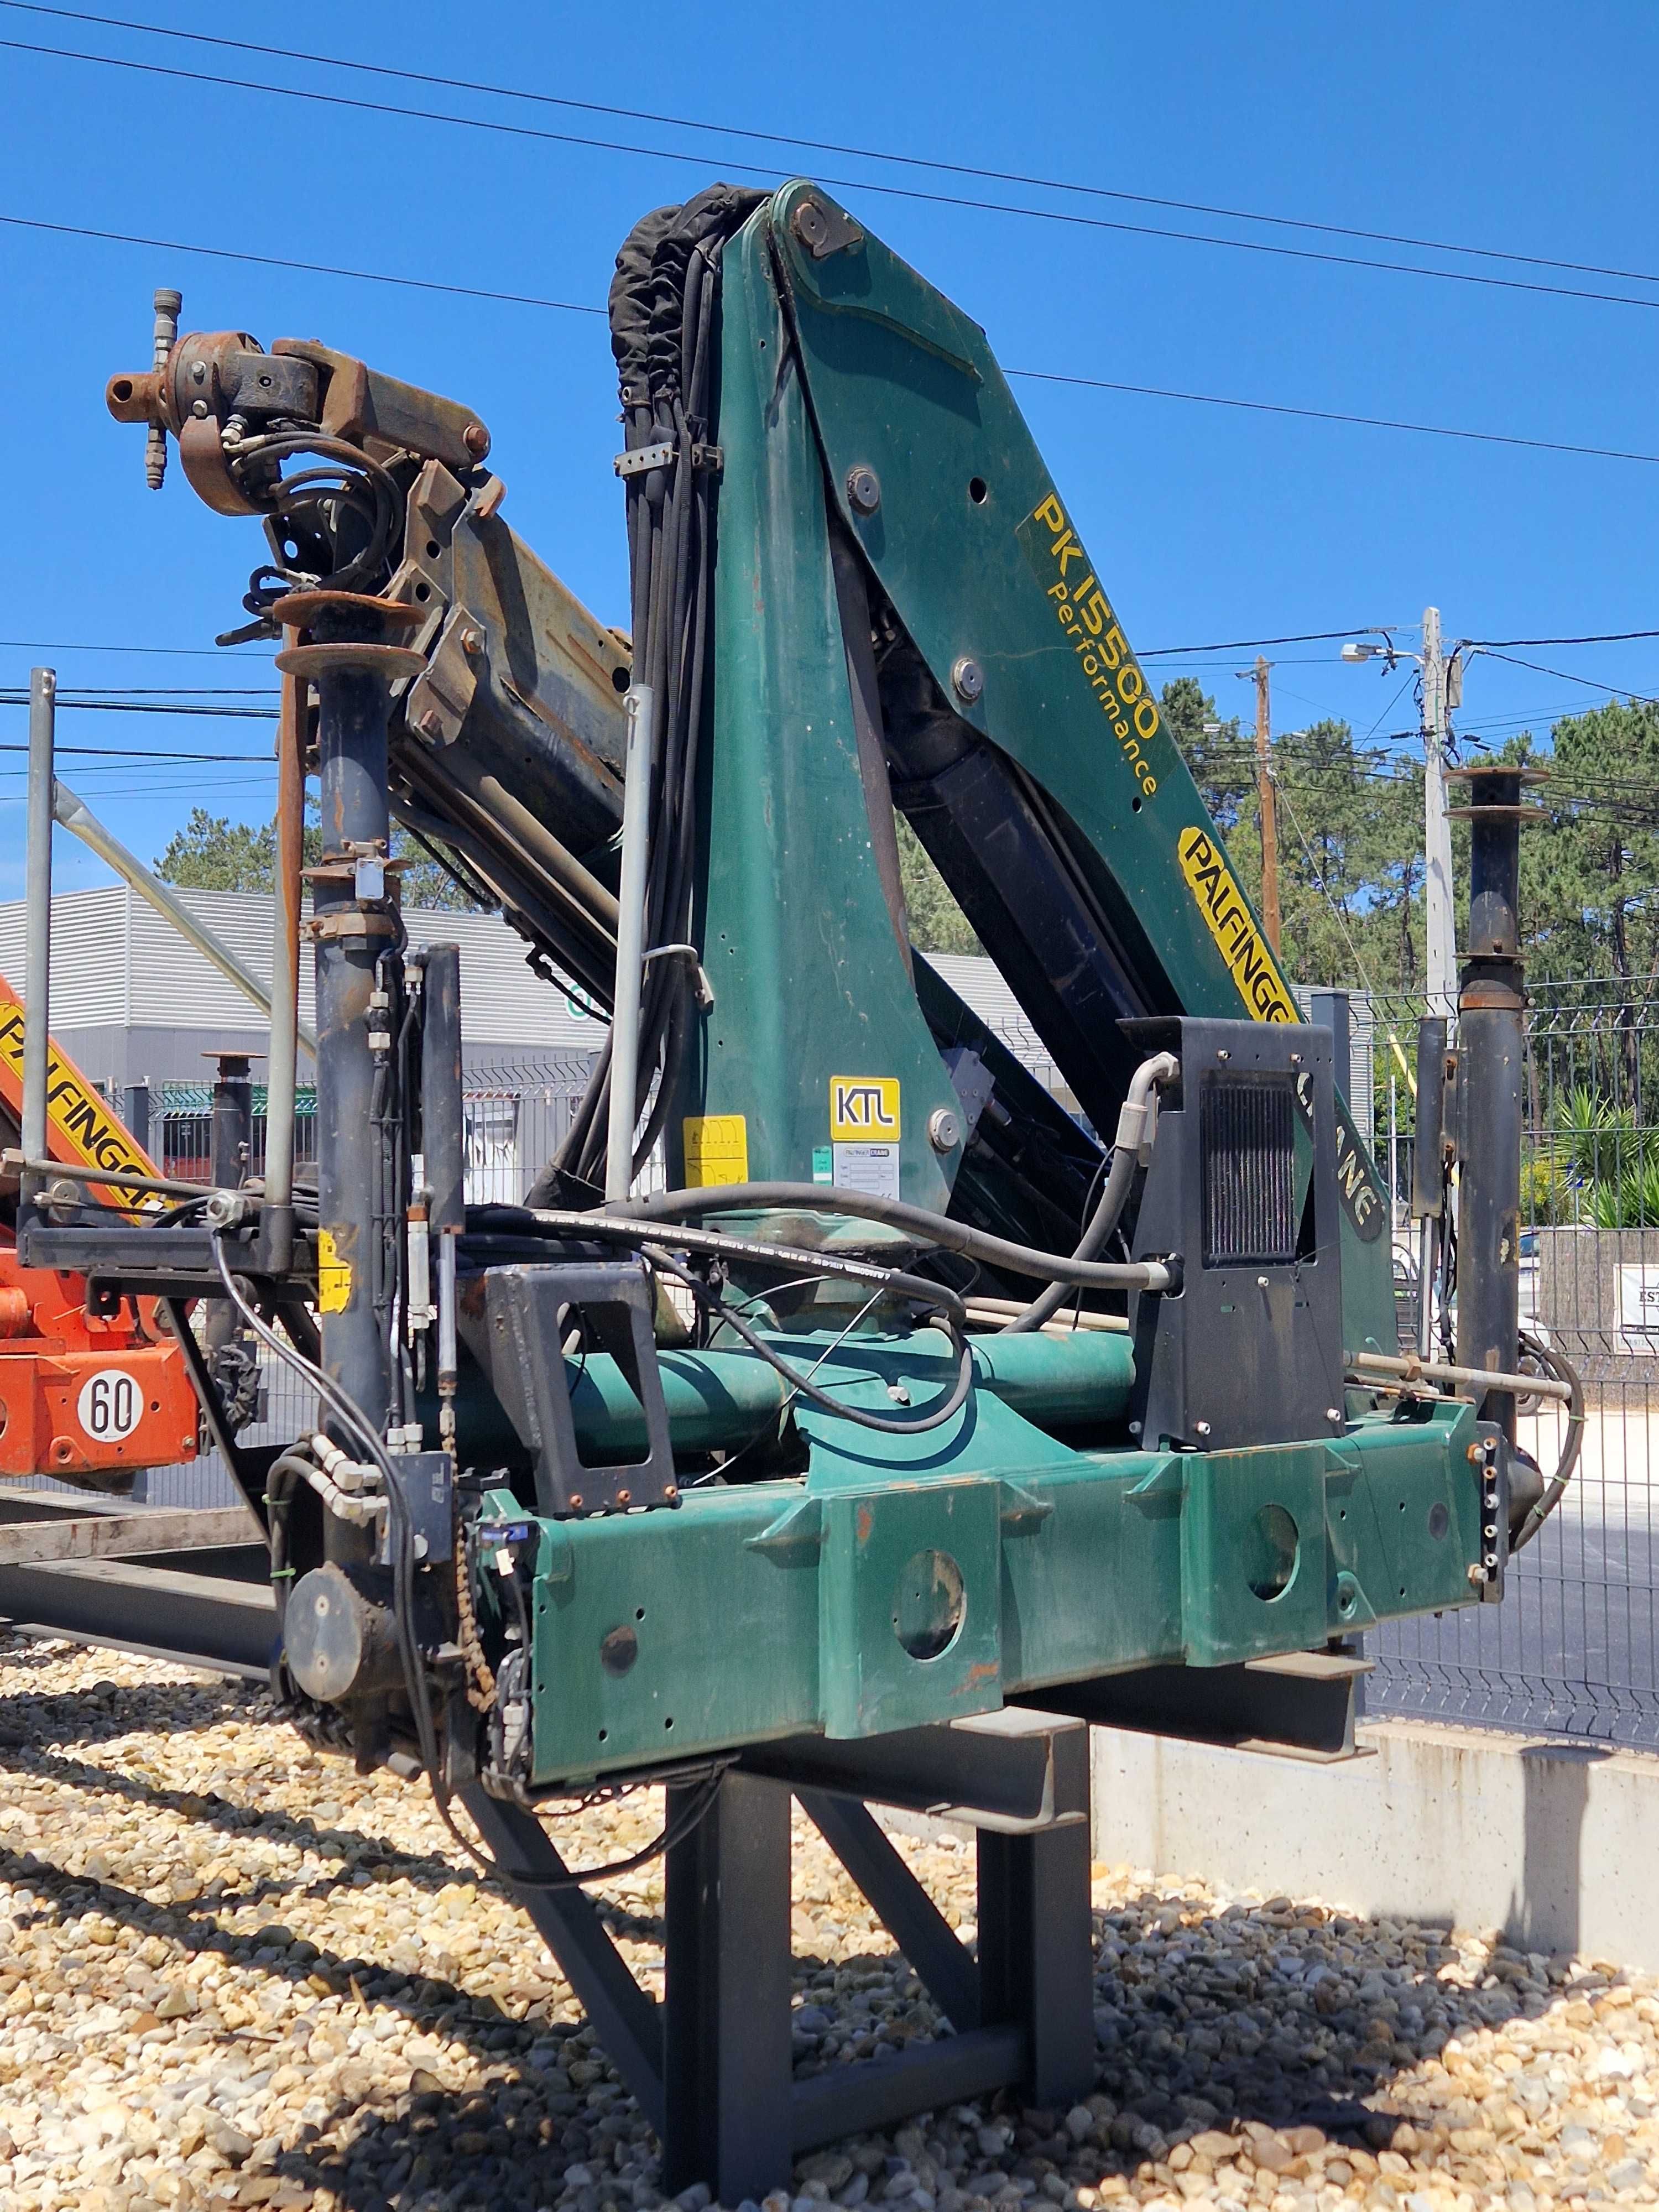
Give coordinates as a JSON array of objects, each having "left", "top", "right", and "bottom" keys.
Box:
[{"left": 12, "top": 176, "right": 1550, "bottom": 2197}]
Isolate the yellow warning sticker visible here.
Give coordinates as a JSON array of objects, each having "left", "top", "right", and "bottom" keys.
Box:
[
  {"left": 1177, "top": 827, "right": 1298, "bottom": 1025},
  {"left": 682, "top": 1113, "right": 749, "bottom": 1188},
  {"left": 0, "top": 971, "right": 161, "bottom": 1211},
  {"left": 830, "top": 1077, "right": 901, "bottom": 1142},
  {"left": 317, "top": 1227, "right": 353, "bottom": 1314}
]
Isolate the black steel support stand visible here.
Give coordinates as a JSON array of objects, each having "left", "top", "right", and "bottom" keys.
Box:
[
  {"left": 664, "top": 1773, "right": 795, "bottom": 2197},
  {"left": 462, "top": 1709, "right": 1093, "bottom": 2205}
]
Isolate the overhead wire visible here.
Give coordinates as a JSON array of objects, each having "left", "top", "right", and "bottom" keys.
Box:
[
  {"left": 4, "top": 200, "right": 1655, "bottom": 471},
  {"left": 0, "top": 738, "right": 269, "bottom": 758},
  {"left": 1140, "top": 629, "right": 1407, "bottom": 658},
  {"left": 1003, "top": 369, "right": 1659, "bottom": 467},
  {"left": 0, "top": 691, "right": 276, "bottom": 718},
  {"left": 10, "top": 25, "right": 1659, "bottom": 319},
  {"left": 1468, "top": 628, "right": 1659, "bottom": 647},
  {"left": 0, "top": 211, "right": 608, "bottom": 319},
  {"left": 1479, "top": 649, "right": 1657, "bottom": 697},
  {"left": 15, "top": 1, "right": 1659, "bottom": 298},
  {"left": 0, "top": 635, "right": 269, "bottom": 658}
]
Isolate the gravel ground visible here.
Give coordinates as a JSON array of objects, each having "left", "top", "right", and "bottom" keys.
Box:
[{"left": 0, "top": 1635, "right": 1656, "bottom": 2212}]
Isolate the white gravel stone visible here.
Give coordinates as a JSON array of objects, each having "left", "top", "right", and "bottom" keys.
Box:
[{"left": 3, "top": 1633, "right": 1659, "bottom": 2211}]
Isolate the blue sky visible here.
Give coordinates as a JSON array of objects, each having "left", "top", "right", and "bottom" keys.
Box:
[{"left": 3, "top": 0, "right": 1658, "bottom": 901}]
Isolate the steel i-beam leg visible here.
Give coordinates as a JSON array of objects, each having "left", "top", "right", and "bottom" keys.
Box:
[
  {"left": 460, "top": 1785, "right": 665, "bottom": 2131},
  {"left": 975, "top": 1729, "right": 1094, "bottom": 2109},
  {"left": 663, "top": 1772, "right": 794, "bottom": 2200}
]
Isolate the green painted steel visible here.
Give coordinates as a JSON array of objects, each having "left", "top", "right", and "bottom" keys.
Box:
[
  {"left": 447, "top": 1329, "right": 1135, "bottom": 1465},
  {"left": 681, "top": 183, "right": 1395, "bottom": 1360},
  {"left": 492, "top": 181, "right": 1488, "bottom": 1796},
  {"left": 667, "top": 220, "right": 960, "bottom": 1209}
]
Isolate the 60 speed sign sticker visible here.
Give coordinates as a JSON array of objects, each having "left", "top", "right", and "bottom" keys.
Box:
[{"left": 76, "top": 1368, "right": 144, "bottom": 1443}]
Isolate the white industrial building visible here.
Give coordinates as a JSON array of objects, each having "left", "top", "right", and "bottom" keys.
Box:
[
  {"left": 0, "top": 884, "right": 1044, "bottom": 1083},
  {"left": 0, "top": 888, "right": 1057, "bottom": 1198},
  {"left": 0, "top": 885, "right": 605, "bottom": 1089},
  {"left": 0, "top": 883, "right": 1367, "bottom": 1140}
]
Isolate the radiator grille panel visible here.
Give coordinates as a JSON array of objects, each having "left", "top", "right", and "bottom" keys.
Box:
[{"left": 1200, "top": 1078, "right": 1297, "bottom": 1266}]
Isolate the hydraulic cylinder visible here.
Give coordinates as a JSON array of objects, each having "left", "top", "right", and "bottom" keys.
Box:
[{"left": 1450, "top": 764, "right": 1533, "bottom": 1443}]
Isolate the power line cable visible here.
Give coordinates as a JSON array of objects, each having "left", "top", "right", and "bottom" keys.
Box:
[
  {"left": 0, "top": 634, "right": 267, "bottom": 658},
  {"left": 0, "top": 211, "right": 607, "bottom": 317},
  {"left": 1006, "top": 368, "right": 1659, "bottom": 466},
  {"left": 0, "top": 692, "right": 275, "bottom": 717},
  {"left": 0, "top": 684, "right": 274, "bottom": 696},
  {"left": 1468, "top": 628, "right": 1659, "bottom": 647},
  {"left": 1479, "top": 650, "right": 1657, "bottom": 697},
  {"left": 0, "top": 740, "right": 264, "bottom": 759},
  {"left": 1363, "top": 674, "right": 1416, "bottom": 745},
  {"left": 11, "top": 32, "right": 1659, "bottom": 317},
  {"left": 13, "top": 1, "right": 1659, "bottom": 297},
  {"left": 1140, "top": 628, "right": 1404, "bottom": 658},
  {"left": 7, "top": 204, "right": 1656, "bottom": 474}
]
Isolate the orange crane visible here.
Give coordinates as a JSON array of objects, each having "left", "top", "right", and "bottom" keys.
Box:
[{"left": 0, "top": 972, "right": 200, "bottom": 1487}]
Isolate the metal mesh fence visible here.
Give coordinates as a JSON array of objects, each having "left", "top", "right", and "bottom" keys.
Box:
[{"left": 1365, "top": 981, "right": 1659, "bottom": 1749}]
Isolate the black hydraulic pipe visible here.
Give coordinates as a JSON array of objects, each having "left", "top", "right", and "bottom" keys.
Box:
[
  {"left": 1451, "top": 766, "right": 1529, "bottom": 1443},
  {"left": 1410, "top": 1016, "right": 1448, "bottom": 1360},
  {"left": 1409, "top": 1020, "right": 1448, "bottom": 1222},
  {"left": 421, "top": 946, "right": 465, "bottom": 1234},
  {"left": 205, "top": 1051, "right": 253, "bottom": 1357},
  {"left": 420, "top": 942, "right": 464, "bottom": 1452}
]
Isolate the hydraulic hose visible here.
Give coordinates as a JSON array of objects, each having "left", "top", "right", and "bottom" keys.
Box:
[
  {"left": 1001, "top": 1050, "right": 1178, "bottom": 1332},
  {"left": 645, "top": 1244, "right": 976, "bottom": 1437},
  {"left": 615, "top": 1183, "right": 1176, "bottom": 1293},
  {"left": 1511, "top": 1329, "right": 1586, "bottom": 1552}
]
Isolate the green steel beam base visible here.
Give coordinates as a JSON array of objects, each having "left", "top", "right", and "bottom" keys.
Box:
[{"left": 497, "top": 1334, "right": 1485, "bottom": 1790}]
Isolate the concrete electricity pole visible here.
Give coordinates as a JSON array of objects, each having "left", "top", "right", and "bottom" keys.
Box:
[
  {"left": 1252, "top": 655, "right": 1282, "bottom": 954},
  {"left": 1420, "top": 606, "right": 1458, "bottom": 1019}
]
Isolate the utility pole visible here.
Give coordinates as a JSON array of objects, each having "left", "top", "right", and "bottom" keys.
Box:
[
  {"left": 1251, "top": 655, "right": 1282, "bottom": 953},
  {"left": 1421, "top": 606, "right": 1457, "bottom": 1019}
]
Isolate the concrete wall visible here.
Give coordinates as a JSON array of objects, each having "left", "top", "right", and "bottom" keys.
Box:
[
  {"left": 1536, "top": 1223, "right": 1659, "bottom": 1384},
  {"left": 1092, "top": 1717, "right": 1659, "bottom": 1970}
]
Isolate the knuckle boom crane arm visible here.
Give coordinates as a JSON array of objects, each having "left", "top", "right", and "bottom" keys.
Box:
[{"left": 42, "top": 178, "right": 1555, "bottom": 2182}]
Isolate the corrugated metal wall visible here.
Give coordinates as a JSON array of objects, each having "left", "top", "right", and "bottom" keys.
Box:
[{"left": 0, "top": 887, "right": 604, "bottom": 1053}]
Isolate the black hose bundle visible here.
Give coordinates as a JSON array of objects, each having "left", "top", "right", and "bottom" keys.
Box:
[
  {"left": 534, "top": 185, "right": 766, "bottom": 1199},
  {"left": 227, "top": 430, "right": 407, "bottom": 631}
]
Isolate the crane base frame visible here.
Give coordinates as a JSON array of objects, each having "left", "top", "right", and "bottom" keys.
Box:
[{"left": 462, "top": 1707, "right": 1094, "bottom": 2203}]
